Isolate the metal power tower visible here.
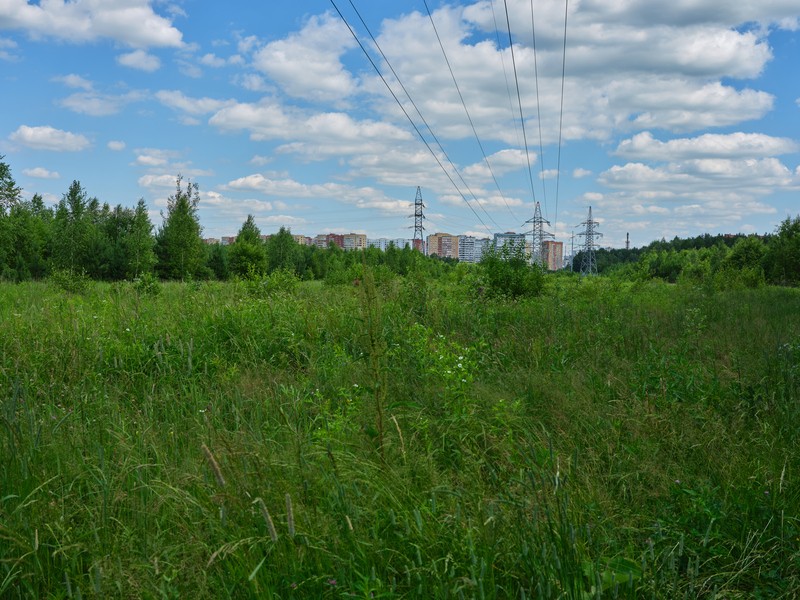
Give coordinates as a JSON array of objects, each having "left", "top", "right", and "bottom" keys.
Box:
[
  {"left": 578, "top": 206, "right": 603, "bottom": 275},
  {"left": 525, "top": 201, "right": 554, "bottom": 267},
  {"left": 410, "top": 186, "right": 426, "bottom": 253}
]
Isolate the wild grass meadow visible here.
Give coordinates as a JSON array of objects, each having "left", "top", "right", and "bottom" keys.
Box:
[{"left": 1, "top": 273, "right": 799, "bottom": 598}]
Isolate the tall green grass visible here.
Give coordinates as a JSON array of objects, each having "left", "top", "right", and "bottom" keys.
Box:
[{"left": 1, "top": 276, "right": 798, "bottom": 597}]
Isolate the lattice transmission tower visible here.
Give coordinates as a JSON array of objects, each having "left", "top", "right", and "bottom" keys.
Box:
[
  {"left": 409, "top": 186, "right": 426, "bottom": 253},
  {"left": 525, "top": 201, "right": 554, "bottom": 267},
  {"left": 578, "top": 206, "right": 603, "bottom": 275}
]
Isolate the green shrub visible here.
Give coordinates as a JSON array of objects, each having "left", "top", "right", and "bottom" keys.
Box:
[
  {"left": 133, "top": 272, "right": 162, "bottom": 295},
  {"left": 49, "top": 267, "right": 91, "bottom": 294},
  {"left": 478, "top": 243, "right": 544, "bottom": 298}
]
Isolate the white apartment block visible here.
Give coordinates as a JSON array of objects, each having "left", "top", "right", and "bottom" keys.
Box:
[{"left": 458, "top": 236, "right": 490, "bottom": 263}]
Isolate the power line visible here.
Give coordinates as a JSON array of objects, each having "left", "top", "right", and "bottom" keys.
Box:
[
  {"left": 502, "top": 0, "right": 537, "bottom": 210},
  {"left": 490, "top": 0, "right": 523, "bottom": 155},
  {"left": 553, "top": 0, "right": 570, "bottom": 243},
  {"left": 333, "top": 0, "right": 497, "bottom": 236},
  {"left": 529, "top": 0, "right": 548, "bottom": 216},
  {"left": 422, "top": 0, "right": 519, "bottom": 223}
]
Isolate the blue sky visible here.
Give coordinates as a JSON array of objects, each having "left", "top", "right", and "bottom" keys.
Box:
[{"left": 1, "top": 0, "right": 799, "bottom": 248}]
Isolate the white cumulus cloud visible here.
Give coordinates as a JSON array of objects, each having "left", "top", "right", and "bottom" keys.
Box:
[
  {"left": 252, "top": 13, "right": 357, "bottom": 103},
  {"left": 0, "top": 0, "right": 183, "bottom": 48},
  {"left": 155, "top": 90, "right": 236, "bottom": 115},
  {"left": 616, "top": 131, "right": 798, "bottom": 160},
  {"left": 23, "top": 167, "right": 60, "bottom": 179},
  {"left": 9, "top": 125, "right": 90, "bottom": 151},
  {"left": 117, "top": 50, "right": 160, "bottom": 72}
]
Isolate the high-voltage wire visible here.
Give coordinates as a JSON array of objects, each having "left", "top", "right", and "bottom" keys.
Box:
[
  {"left": 529, "top": 0, "right": 548, "bottom": 215},
  {"left": 490, "top": 0, "right": 523, "bottom": 156},
  {"left": 333, "top": 0, "right": 497, "bottom": 235},
  {"left": 553, "top": 0, "right": 570, "bottom": 241},
  {"left": 502, "top": 0, "right": 538, "bottom": 210},
  {"left": 422, "top": 0, "right": 519, "bottom": 223}
]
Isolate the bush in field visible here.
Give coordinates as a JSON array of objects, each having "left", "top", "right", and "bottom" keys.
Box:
[
  {"left": 478, "top": 242, "right": 544, "bottom": 298},
  {"left": 245, "top": 267, "right": 300, "bottom": 297},
  {"left": 133, "top": 272, "right": 162, "bottom": 295},
  {"left": 49, "top": 267, "right": 91, "bottom": 294}
]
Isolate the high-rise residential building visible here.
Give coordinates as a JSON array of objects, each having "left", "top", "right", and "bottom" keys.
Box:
[
  {"left": 368, "top": 238, "right": 390, "bottom": 251},
  {"left": 393, "top": 238, "right": 413, "bottom": 250},
  {"left": 314, "top": 233, "right": 344, "bottom": 249},
  {"left": 493, "top": 232, "right": 526, "bottom": 253},
  {"left": 426, "top": 232, "right": 459, "bottom": 258},
  {"left": 542, "top": 240, "right": 564, "bottom": 271},
  {"left": 220, "top": 236, "right": 236, "bottom": 246},
  {"left": 343, "top": 233, "right": 367, "bottom": 251},
  {"left": 458, "top": 235, "right": 490, "bottom": 263}
]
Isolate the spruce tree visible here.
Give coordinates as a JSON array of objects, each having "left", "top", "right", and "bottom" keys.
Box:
[
  {"left": 0, "top": 155, "right": 21, "bottom": 214},
  {"left": 125, "top": 199, "right": 157, "bottom": 278},
  {"left": 155, "top": 176, "right": 205, "bottom": 280},
  {"left": 228, "top": 214, "right": 267, "bottom": 277}
]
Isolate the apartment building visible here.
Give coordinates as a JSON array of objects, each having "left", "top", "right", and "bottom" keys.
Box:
[
  {"left": 343, "top": 233, "right": 367, "bottom": 251},
  {"left": 426, "top": 232, "right": 459, "bottom": 259},
  {"left": 314, "top": 233, "right": 344, "bottom": 249},
  {"left": 493, "top": 232, "right": 526, "bottom": 253},
  {"left": 458, "top": 236, "right": 490, "bottom": 263},
  {"left": 542, "top": 240, "right": 564, "bottom": 271}
]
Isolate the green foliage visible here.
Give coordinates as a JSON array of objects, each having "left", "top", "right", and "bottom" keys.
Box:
[
  {"left": 48, "top": 267, "right": 91, "bottom": 294},
  {"left": 245, "top": 267, "right": 301, "bottom": 298},
  {"left": 206, "top": 242, "right": 229, "bottom": 280},
  {"left": 133, "top": 272, "right": 162, "bottom": 295},
  {"left": 229, "top": 215, "right": 267, "bottom": 278},
  {"left": 478, "top": 242, "right": 544, "bottom": 297},
  {"left": 265, "top": 226, "right": 302, "bottom": 274},
  {"left": 124, "top": 199, "right": 157, "bottom": 278},
  {"left": 50, "top": 180, "right": 91, "bottom": 272},
  {"left": 155, "top": 176, "right": 205, "bottom": 280},
  {"left": 764, "top": 215, "right": 800, "bottom": 286},
  {"left": 0, "top": 154, "right": 21, "bottom": 213},
  {"left": 1, "top": 279, "right": 799, "bottom": 597}
]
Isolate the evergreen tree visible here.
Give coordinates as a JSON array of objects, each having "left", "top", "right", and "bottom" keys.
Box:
[
  {"left": 51, "top": 180, "right": 92, "bottom": 272},
  {"left": 124, "top": 199, "right": 157, "bottom": 279},
  {"left": 155, "top": 176, "right": 205, "bottom": 280},
  {"left": 0, "top": 155, "right": 21, "bottom": 214},
  {"left": 206, "top": 242, "right": 230, "bottom": 280},
  {"left": 228, "top": 214, "right": 267, "bottom": 277},
  {"left": 0, "top": 157, "right": 20, "bottom": 278}
]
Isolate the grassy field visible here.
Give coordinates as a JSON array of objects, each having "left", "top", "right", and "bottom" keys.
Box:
[{"left": 1, "top": 273, "right": 799, "bottom": 598}]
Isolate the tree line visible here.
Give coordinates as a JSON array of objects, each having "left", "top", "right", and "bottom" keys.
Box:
[
  {"left": 0, "top": 158, "right": 436, "bottom": 284},
  {"left": 1, "top": 156, "right": 798, "bottom": 287},
  {"left": 572, "top": 223, "right": 800, "bottom": 287}
]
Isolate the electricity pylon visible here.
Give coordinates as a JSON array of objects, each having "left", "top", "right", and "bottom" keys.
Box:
[
  {"left": 410, "top": 186, "right": 425, "bottom": 253},
  {"left": 578, "top": 206, "right": 602, "bottom": 276},
  {"left": 524, "top": 201, "right": 554, "bottom": 267}
]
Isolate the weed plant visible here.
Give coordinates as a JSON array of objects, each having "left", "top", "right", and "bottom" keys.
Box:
[{"left": 1, "top": 275, "right": 798, "bottom": 598}]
